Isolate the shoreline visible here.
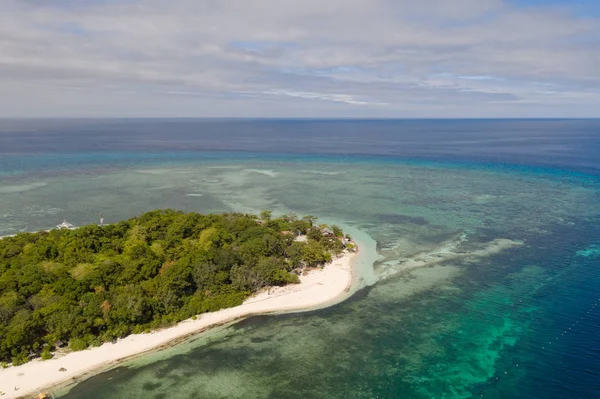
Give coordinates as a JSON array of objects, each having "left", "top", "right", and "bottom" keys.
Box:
[{"left": 0, "top": 249, "right": 359, "bottom": 399}]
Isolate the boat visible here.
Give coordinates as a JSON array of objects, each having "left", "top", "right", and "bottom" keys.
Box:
[{"left": 56, "top": 219, "right": 75, "bottom": 230}]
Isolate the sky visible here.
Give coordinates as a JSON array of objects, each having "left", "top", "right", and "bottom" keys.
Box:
[{"left": 1, "top": 0, "right": 599, "bottom": 118}]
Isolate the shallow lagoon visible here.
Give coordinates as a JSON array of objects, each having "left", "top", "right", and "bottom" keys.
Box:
[{"left": 0, "top": 157, "right": 598, "bottom": 398}]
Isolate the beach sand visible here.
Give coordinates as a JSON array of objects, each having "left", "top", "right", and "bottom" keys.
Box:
[{"left": 0, "top": 250, "right": 357, "bottom": 399}]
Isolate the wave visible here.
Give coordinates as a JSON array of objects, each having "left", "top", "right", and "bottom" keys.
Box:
[{"left": 244, "top": 169, "right": 279, "bottom": 177}]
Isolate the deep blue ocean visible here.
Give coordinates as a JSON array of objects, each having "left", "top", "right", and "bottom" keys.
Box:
[
  {"left": 0, "top": 119, "right": 599, "bottom": 399},
  {"left": 1, "top": 118, "right": 599, "bottom": 176}
]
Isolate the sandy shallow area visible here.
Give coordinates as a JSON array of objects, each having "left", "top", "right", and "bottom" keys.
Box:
[{"left": 0, "top": 251, "right": 356, "bottom": 399}]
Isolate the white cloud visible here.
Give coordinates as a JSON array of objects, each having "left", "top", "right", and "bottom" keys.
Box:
[
  {"left": 261, "top": 89, "right": 387, "bottom": 106},
  {"left": 0, "top": 0, "right": 599, "bottom": 117}
]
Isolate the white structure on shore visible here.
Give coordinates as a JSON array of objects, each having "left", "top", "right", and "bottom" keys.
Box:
[{"left": 56, "top": 220, "right": 75, "bottom": 230}]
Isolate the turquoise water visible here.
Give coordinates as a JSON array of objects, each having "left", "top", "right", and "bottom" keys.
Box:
[
  {"left": 1, "top": 119, "right": 599, "bottom": 398},
  {"left": 1, "top": 158, "right": 599, "bottom": 398}
]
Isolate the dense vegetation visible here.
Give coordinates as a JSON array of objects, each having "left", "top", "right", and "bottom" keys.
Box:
[{"left": 0, "top": 210, "right": 349, "bottom": 365}]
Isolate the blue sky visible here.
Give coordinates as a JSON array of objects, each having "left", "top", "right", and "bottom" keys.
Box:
[
  {"left": 513, "top": 0, "right": 600, "bottom": 13},
  {"left": 0, "top": 0, "right": 599, "bottom": 117}
]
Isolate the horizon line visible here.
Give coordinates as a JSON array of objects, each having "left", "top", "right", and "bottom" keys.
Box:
[{"left": 1, "top": 117, "right": 599, "bottom": 121}]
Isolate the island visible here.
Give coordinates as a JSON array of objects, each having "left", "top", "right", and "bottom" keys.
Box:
[{"left": 0, "top": 210, "right": 358, "bottom": 398}]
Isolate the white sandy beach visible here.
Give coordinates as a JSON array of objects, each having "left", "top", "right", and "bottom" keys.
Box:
[{"left": 0, "top": 251, "right": 356, "bottom": 399}]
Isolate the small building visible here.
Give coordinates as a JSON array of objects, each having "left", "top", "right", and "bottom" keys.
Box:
[{"left": 321, "top": 228, "right": 334, "bottom": 237}]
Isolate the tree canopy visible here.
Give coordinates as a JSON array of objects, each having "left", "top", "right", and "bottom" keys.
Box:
[{"left": 0, "top": 210, "right": 347, "bottom": 365}]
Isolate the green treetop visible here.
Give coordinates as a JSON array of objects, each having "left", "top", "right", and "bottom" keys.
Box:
[{"left": 0, "top": 210, "right": 349, "bottom": 365}]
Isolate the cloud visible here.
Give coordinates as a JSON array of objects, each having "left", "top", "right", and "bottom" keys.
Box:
[
  {"left": 260, "top": 89, "right": 388, "bottom": 106},
  {"left": 0, "top": 0, "right": 599, "bottom": 117}
]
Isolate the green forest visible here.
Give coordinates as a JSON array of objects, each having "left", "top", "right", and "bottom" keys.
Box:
[{"left": 0, "top": 210, "right": 349, "bottom": 365}]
